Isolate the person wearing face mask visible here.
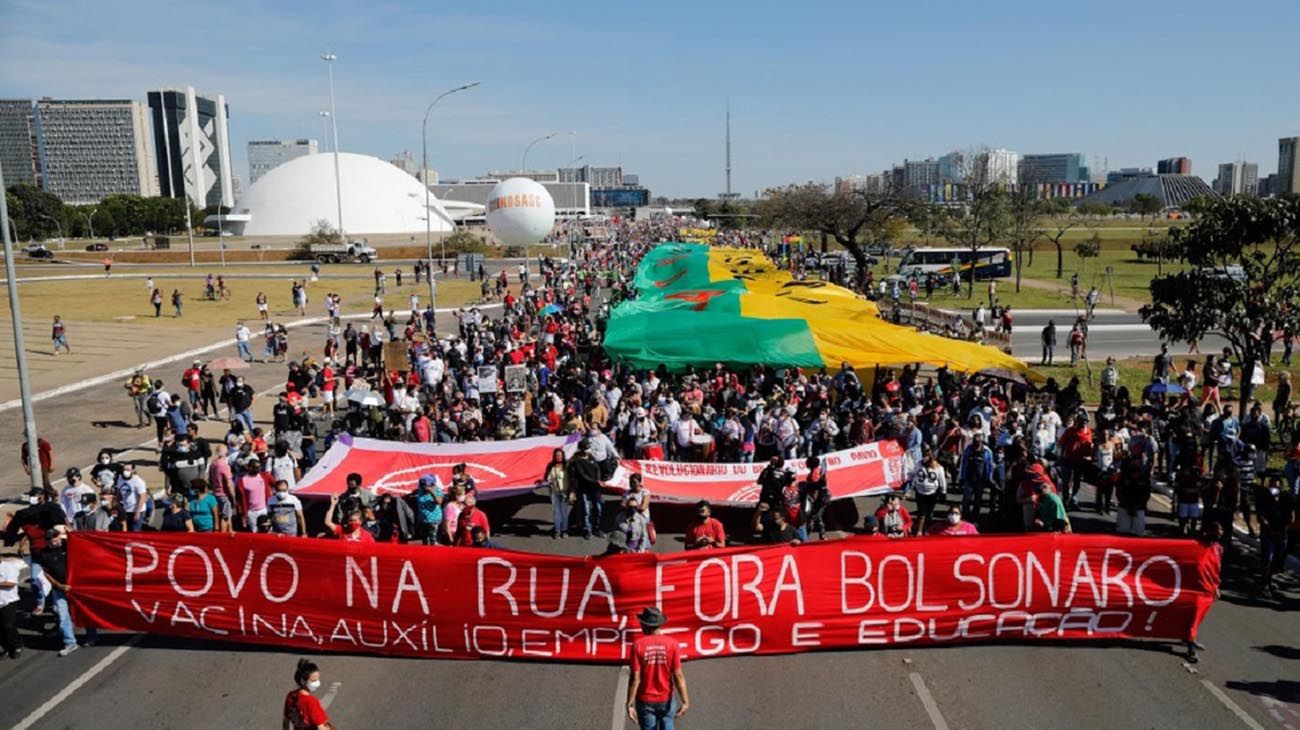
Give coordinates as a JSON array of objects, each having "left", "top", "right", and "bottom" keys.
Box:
[
  {"left": 927, "top": 506, "right": 980, "bottom": 536},
  {"left": 1256, "top": 476, "right": 1295, "bottom": 598},
  {"left": 267, "top": 480, "right": 307, "bottom": 537},
  {"left": 228, "top": 376, "right": 256, "bottom": 433},
  {"left": 454, "top": 493, "right": 491, "bottom": 547},
  {"left": 61, "top": 468, "right": 94, "bottom": 522},
  {"left": 284, "top": 658, "right": 334, "bottom": 730},
  {"left": 89, "top": 449, "right": 121, "bottom": 492},
  {"left": 2, "top": 487, "right": 67, "bottom": 617},
  {"left": 323, "top": 502, "right": 374, "bottom": 543}
]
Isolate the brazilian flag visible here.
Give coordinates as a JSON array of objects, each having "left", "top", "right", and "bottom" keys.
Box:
[{"left": 603, "top": 243, "right": 1031, "bottom": 375}]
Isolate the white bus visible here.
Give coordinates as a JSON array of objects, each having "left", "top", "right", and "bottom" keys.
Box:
[{"left": 895, "top": 246, "right": 1012, "bottom": 281}]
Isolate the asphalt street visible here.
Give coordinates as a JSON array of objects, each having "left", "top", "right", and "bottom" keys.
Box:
[
  {"left": 0, "top": 332, "right": 1296, "bottom": 729},
  {"left": 1005, "top": 311, "right": 1229, "bottom": 362}
]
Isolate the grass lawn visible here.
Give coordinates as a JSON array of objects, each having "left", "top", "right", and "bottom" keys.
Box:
[{"left": 2, "top": 276, "right": 484, "bottom": 328}]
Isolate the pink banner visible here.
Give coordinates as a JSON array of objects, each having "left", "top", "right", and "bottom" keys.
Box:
[{"left": 609, "top": 442, "right": 906, "bottom": 506}]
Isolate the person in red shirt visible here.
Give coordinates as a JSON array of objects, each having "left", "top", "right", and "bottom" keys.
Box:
[
  {"left": 20, "top": 437, "right": 55, "bottom": 490},
  {"left": 324, "top": 498, "right": 375, "bottom": 542},
  {"left": 1058, "top": 414, "right": 1094, "bottom": 510},
  {"left": 626, "top": 607, "right": 689, "bottom": 728},
  {"left": 283, "top": 658, "right": 333, "bottom": 730},
  {"left": 454, "top": 493, "right": 491, "bottom": 546},
  {"left": 182, "top": 360, "right": 203, "bottom": 414},
  {"left": 684, "top": 500, "right": 726, "bottom": 549}
]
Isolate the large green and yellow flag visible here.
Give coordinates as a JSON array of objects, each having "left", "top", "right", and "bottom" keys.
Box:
[{"left": 603, "top": 243, "right": 1032, "bottom": 375}]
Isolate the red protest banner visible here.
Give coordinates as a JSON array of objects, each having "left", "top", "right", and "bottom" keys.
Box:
[
  {"left": 293, "top": 434, "right": 571, "bottom": 499},
  {"left": 609, "top": 441, "right": 906, "bottom": 505},
  {"left": 68, "top": 532, "right": 1219, "bottom": 663}
]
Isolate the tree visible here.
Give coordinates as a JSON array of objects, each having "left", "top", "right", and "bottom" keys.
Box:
[
  {"left": 1129, "top": 193, "right": 1163, "bottom": 220},
  {"left": 1073, "top": 233, "right": 1101, "bottom": 279},
  {"left": 756, "top": 181, "right": 911, "bottom": 283},
  {"left": 289, "top": 220, "right": 342, "bottom": 260},
  {"left": 1140, "top": 196, "right": 1300, "bottom": 410},
  {"left": 6, "top": 183, "right": 65, "bottom": 240},
  {"left": 692, "top": 198, "right": 713, "bottom": 220},
  {"left": 1041, "top": 199, "right": 1084, "bottom": 279},
  {"left": 909, "top": 203, "right": 944, "bottom": 248},
  {"left": 939, "top": 148, "right": 1011, "bottom": 298},
  {"left": 1006, "top": 184, "right": 1045, "bottom": 292}
]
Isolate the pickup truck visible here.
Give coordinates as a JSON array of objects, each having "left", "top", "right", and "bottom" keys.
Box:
[{"left": 308, "top": 241, "right": 379, "bottom": 263}]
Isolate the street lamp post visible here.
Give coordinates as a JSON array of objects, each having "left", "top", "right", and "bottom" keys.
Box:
[
  {"left": 0, "top": 160, "right": 43, "bottom": 493},
  {"left": 185, "top": 201, "right": 195, "bottom": 267},
  {"left": 321, "top": 53, "right": 344, "bottom": 241},
  {"left": 422, "top": 81, "right": 480, "bottom": 310},
  {"left": 521, "top": 132, "right": 558, "bottom": 173},
  {"left": 81, "top": 209, "right": 99, "bottom": 241},
  {"left": 38, "top": 214, "right": 63, "bottom": 249},
  {"left": 319, "top": 111, "right": 331, "bottom": 153}
]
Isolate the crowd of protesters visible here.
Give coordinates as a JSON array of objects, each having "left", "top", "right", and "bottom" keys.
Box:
[{"left": 3, "top": 219, "right": 1299, "bottom": 662}]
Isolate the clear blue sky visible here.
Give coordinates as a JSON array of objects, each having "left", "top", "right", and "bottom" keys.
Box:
[{"left": 2, "top": 0, "right": 1298, "bottom": 198}]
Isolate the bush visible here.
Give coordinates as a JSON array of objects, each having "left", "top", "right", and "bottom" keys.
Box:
[
  {"left": 289, "top": 219, "right": 341, "bottom": 260},
  {"left": 503, "top": 244, "right": 527, "bottom": 257},
  {"left": 443, "top": 229, "right": 488, "bottom": 255}
]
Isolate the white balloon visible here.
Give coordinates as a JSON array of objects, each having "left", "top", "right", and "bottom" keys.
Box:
[{"left": 486, "top": 177, "right": 556, "bottom": 247}]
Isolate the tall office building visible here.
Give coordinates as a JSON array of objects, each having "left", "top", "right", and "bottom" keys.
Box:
[
  {"left": 248, "top": 139, "right": 317, "bottom": 184},
  {"left": 903, "top": 158, "right": 939, "bottom": 188},
  {"left": 33, "top": 98, "right": 158, "bottom": 204},
  {"left": 1020, "top": 153, "right": 1086, "bottom": 184},
  {"left": 0, "top": 99, "right": 41, "bottom": 185},
  {"left": 979, "top": 148, "right": 1020, "bottom": 185},
  {"left": 558, "top": 165, "right": 624, "bottom": 188},
  {"left": 1214, "top": 161, "right": 1259, "bottom": 196},
  {"left": 1279, "top": 137, "right": 1300, "bottom": 196},
  {"left": 937, "top": 152, "right": 965, "bottom": 184},
  {"left": 147, "top": 87, "right": 232, "bottom": 209},
  {"left": 1157, "top": 157, "right": 1192, "bottom": 175}
]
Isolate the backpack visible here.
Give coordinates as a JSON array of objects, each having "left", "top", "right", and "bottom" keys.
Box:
[{"left": 145, "top": 393, "right": 161, "bottom": 413}]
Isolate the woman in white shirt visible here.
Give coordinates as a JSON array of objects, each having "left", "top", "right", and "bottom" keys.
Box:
[{"left": 910, "top": 448, "right": 947, "bottom": 535}]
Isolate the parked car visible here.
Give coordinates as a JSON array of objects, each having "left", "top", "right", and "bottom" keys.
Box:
[
  {"left": 85, "top": 242, "right": 108, "bottom": 252},
  {"left": 22, "top": 244, "right": 54, "bottom": 259}
]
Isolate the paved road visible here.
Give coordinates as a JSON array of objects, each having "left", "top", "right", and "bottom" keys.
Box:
[
  {"left": 1, "top": 339, "right": 1297, "bottom": 729},
  {"left": 1006, "top": 311, "right": 1229, "bottom": 362}
]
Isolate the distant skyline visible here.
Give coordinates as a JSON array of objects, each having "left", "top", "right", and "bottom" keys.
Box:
[{"left": 2, "top": 0, "right": 1298, "bottom": 198}]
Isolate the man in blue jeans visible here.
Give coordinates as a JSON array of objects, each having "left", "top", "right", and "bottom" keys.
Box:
[
  {"left": 38, "top": 526, "right": 96, "bottom": 656},
  {"left": 626, "top": 607, "right": 689, "bottom": 729}
]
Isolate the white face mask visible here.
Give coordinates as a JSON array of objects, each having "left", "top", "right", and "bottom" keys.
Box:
[
  {"left": 28, "top": 496, "right": 40, "bottom": 505},
  {"left": 947, "top": 513, "right": 961, "bottom": 525},
  {"left": 99, "top": 456, "right": 110, "bottom": 465},
  {"left": 307, "top": 679, "right": 321, "bottom": 692}
]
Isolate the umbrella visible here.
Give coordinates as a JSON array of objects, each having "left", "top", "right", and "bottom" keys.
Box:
[
  {"left": 1146, "top": 382, "right": 1186, "bottom": 396},
  {"left": 540, "top": 303, "right": 563, "bottom": 316},
  {"left": 207, "top": 356, "right": 250, "bottom": 371},
  {"left": 345, "top": 389, "right": 385, "bottom": 407}
]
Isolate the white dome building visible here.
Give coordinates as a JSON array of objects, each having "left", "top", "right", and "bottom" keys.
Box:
[{"left": 215, "top": 152, "right": 475, "bottom": 237}]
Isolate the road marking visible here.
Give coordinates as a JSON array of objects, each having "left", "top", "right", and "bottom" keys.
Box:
[
  {"left": 0, "top": 304, "right": 501, "bottom": 413},
  {"left": 909, "top": 672, "right": 950, "bottom": 730},
  {"left": 319, "top": 681, "right": 343, "bottom": 710},
  {"left": 611, "top": 665, "right": 630, "bottom": 730},
  {"left": 11, "top": 634, "right": 144, "bottom": 730},
  {"left": 1201, "top": 680, "right": 1267, "bottom": 730}
]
